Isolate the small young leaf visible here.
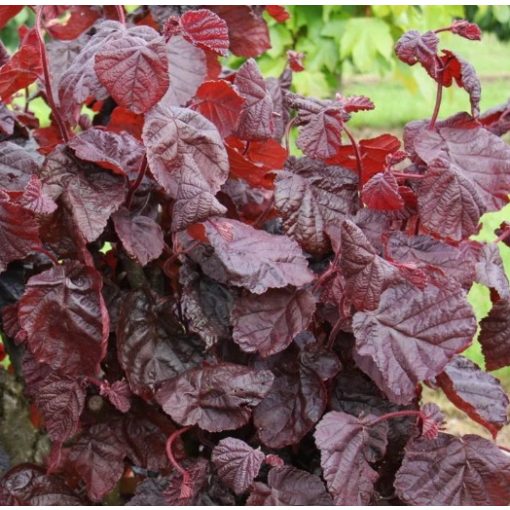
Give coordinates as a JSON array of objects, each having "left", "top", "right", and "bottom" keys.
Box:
[{"left": 211, "top": 437, "right": 264, "bottom": 495}]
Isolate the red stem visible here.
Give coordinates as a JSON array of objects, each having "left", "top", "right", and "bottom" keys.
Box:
[
  {"left": 429, "top": 78, "right": 443, "bottom": 129},
  {"left": 125, "top": 154, "right": 147, "bottom": 208},
  {"left": 34, "top": 7, "right": 70, "bottom": 143},
  {"left": 284, "top": 117, "right": 297, "bottom": 152},
  {"left": 166, "top": 426, "right": 192, "bottom": 498},
  {"left": 392, "top": 172, "right": 426, "bottom": 180},
  {"left": 115, "top": 5, "right": 126, "bottom": 25},
  {"left": 368, "top": 410, "right": 423, "bottom": 427},
  {"left": 434, "top": 27, "right": 452, "bottom": 34},
  {"left": 343, "top": 126, "right": 364, "bottom": 191}
]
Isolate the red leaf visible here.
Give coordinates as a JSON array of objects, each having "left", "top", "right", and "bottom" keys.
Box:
[
  {"left": 314, "top": 411, "right": 388, "bottom": 505},
  {"left": 0, "top": 6, "right": 23, "bottom": 30},
  {"left": 180, "top": 9, "right": 229, "bottom": 56},
  {"left": 248, "top": 466, "right": 332, "bottom": 505},
  {"left": 266, "top": 6, "right": 290, "bottom": 23},
  {"left": 46, "top": 6, "right": 100, "bottom": 41},
  {"left": 395, "top": 433, "right": 510, "bottom": 505},
  {"left": 18, "top": 261, "right": 109, "bottom": 377},
  {"left": 209, "top": 6, "right": 270, "bottom": 58},
  {"left": 439, "top": 49, "right": 481, "bottom": 116},
  {"left": 352, "top": 282, "right": 476, "bottom": 404},
  {"left": 362, "top": 172, "right": 404, "bottom": 211},
  {"left": 231, "top": 287, "right": 316, "bottom": 357},
  {"left": 287, "top": 50, "right": 304, "bottom": 72},
  {"left": 451, "top": 20, "right": 482, "bottom": 41},
  {"left": 142, "top": 101, "right": 229, "bottom": 231},
  {"left": 0, "top": 28, "right": 42, "bottom": 100},
  {"left": 191, "top": 80, "right": 245, "bottom": 138},
  {"left": 327, "top": 133, "right": 401, "bottom": 184},
  {"left": 94, "top": 28, "right": 169, "bottom": 114},
  {"left": 211, "top": 437, "right": 264, "bottom": 495},
  {"left": 234, "top": 59, "right": 275, "bottom": 140},
  {"left": 436, "top": 355, "right": 509, "bottom": 437},
  {"left": 112, "top": 207, "right": 165, "bottom": 266},
  {"left": 107, "top": 106, "right": 144, "bottom": 140},
  {"left": 155, "top": 363, "right": 274, "bottom": 432}
]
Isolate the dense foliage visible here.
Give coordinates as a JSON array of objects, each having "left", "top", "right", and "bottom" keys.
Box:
[{"left": 0, "top": 5, "right": 510, "bottom": 506}]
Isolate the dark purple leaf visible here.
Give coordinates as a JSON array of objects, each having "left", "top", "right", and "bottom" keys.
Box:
[
  {"left": 127, "top": 477, "right": 168, "bottom": 506},
  {"left": 0, "top": 191, "right": 41, "bottom": 272},
  {"left": 18, "top": 260, "right": 108, "bottom": 377},
  {"left": 41, "top": 145, "right": 127, "bottom": 242},
  {"left": 254, "top": 348, "right": 340, "bottom": 449},
  {"left": 395, "top": 433, "right": 510, "bottom": 505},
  {"left": 211, "top": 437, "right": 264, "bottom": 495},
  {"left": 352, "top": 282, "right": 477, "bottom": 404},
  {"left": 274, "top": 157, "right": 359, "bottom": 255},
  {"left": 142, "top": 102, "right": 228, "bottom": 231},
  {"left": 112, "top": 207, "right": 164, "bottom": 266},
  {"left": 155, "top": 363, "right": 274, "bottom": 432},
  {"left": 474, "top": 243, "right": 510, "bottom": 299},
  {"left": 414, "top": 125, "right": 510, "bottom": 213},
  {"left": 234, "top": 59, "right": 275, "bottom": 140},
  {"left": 395, "top": 30, "right": 439, "bottom": 78},
  {"left": 385, "top": 231, "right": 476, "bottom": 288},
  {"left": 67, "top": 423, "right": 127, "bottom": 502},
  {"left": 415, "top": 160, "right": 484, "bottom": 241},
  {"left": 0, "top": 464, "right": 83, "bottom": 505},
  {"left": 116, "top": 289, "right": 204, "bottom": 399},
  {"left": 68, "top": 127, "right": 144, "bottom": 179},
  {"left": 201, "top": 217, "right": 315, "bottom": 294},
  {"left": 341, "top": 220, "right": 398, "bottom": 311},
  {"left": 231, "top": 287, "right": 316, "bottom": 357},
  {"left": 479, "top": 297, "right": 510, "bottom": 371},
  {"left": 436, "top": 355, "right": 509, "bottom": 437},
  {"left": 22, "top": 354, "right": 85, "bottom": 442},
  {"left": 180, "top": 263, "right": 233, "bottom": 348},
  {"left": 0, "top": 141, "right": 39, "bottom": 194},
  {"left": 248, "top": 466, "right": 332, "bottom": 505},
  {"left": 94, "top": 27, "right": 169, "bottom": 114},
  {"left": 209, "top": 6, "right": 270, "bottom": 58},
  {"left": 314, "top": 410, "right": 388, "bottom": 505}
]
